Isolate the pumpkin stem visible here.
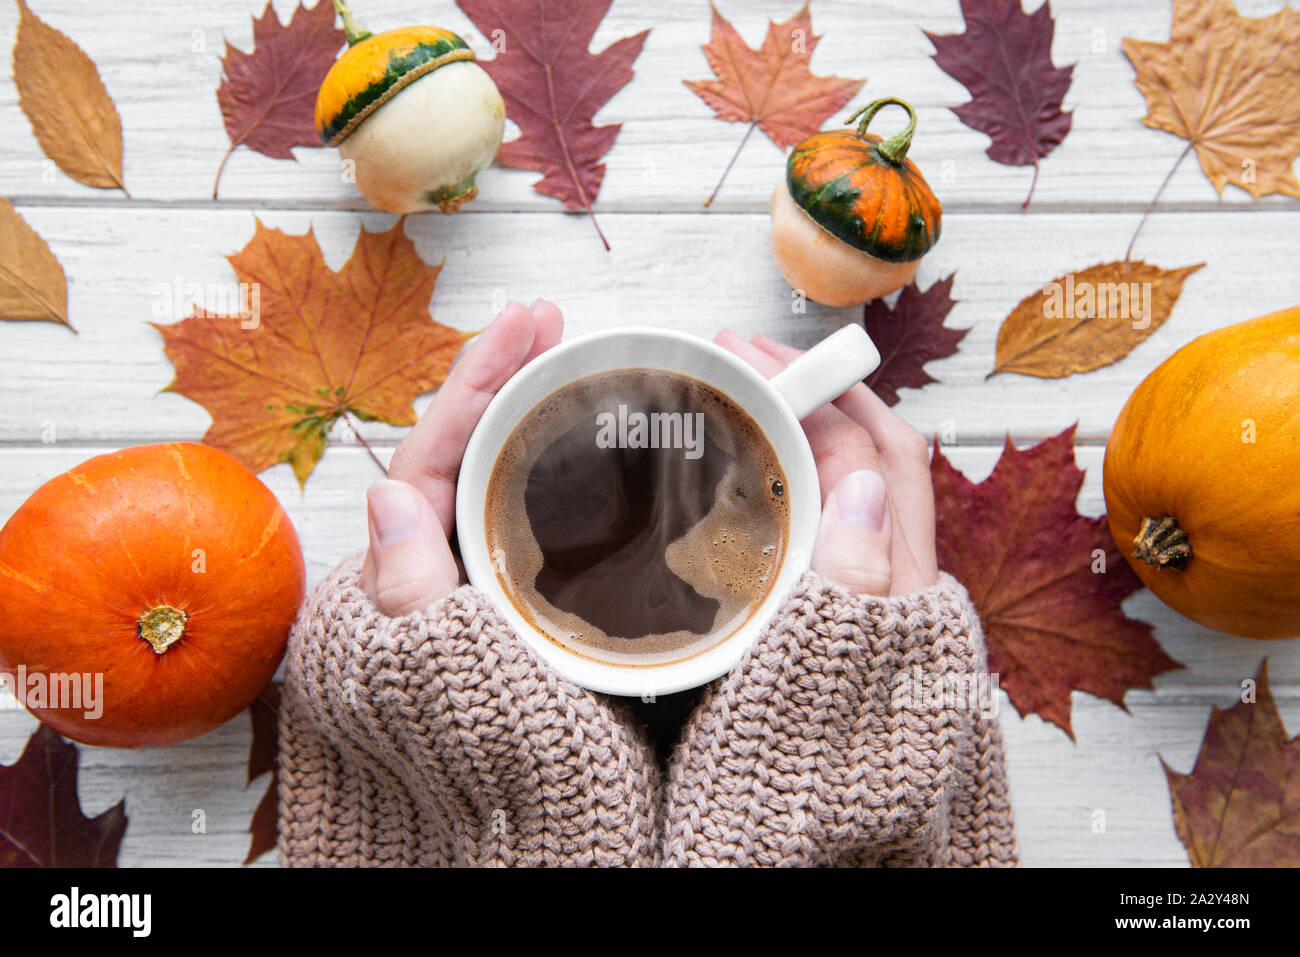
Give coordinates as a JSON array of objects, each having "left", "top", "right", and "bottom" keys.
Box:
[
  {"left": 846, "top": 97, "right": 917, "bottom": 166},
  {"left": 138, "top": 606, "right": 189, "bottom": 655},
  {"left": 1133, "top": 515, "right": 1192, "bottom": 570},
  {"left": 332, "top": 0, "right": 372, "bottom": 46}
]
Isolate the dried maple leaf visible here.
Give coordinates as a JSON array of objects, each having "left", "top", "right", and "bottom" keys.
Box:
[
  {"left": 457, "top": 0, "right": 648, "bottom": 249},
  {"left": 213, "top": 0, "right": 345, "bottom": 199},
  {"left": 0, "top": 198, "right": 70, "bottom": 329},
  {"left": 1122, "top": 0, "right": 1300, "bottom": 257},
  {"left": 0, "top": 724, "right": 127, "bottom": 867},
  {"left": 12, "top": 0, "right": 127, "bottom": 194},
  {"left": 990, "top": 260, "right": 1203, "bottom": 379},
  {"left": 926, "top": 0, "right": 1073, "bottom": 207},
  {"left": 1164, "top": 661, "right": 1300, "bottom": 866},
  {"left": 863, "top": 274, "right": 966, "bottom": 406},
  {"left": 685, "top": 1, "right": 864, "bottom": 205},
  {"left": 1124, "top": 0, "right": 1300, "bottom": 200},
  {"left": 244, "top": 682, "right": 280, "bottom": 865},
  {"left": 932, "top": 426, "right": 1181, "bottom": 737},
  {"left": 155, "top": 218, "right": 473, "bottom": 488}
]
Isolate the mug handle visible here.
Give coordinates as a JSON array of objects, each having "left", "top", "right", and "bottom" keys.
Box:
[{"left": 769, "top": 324, "right": 882, "bottom": 421}]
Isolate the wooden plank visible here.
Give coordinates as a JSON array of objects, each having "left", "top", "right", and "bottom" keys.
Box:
[
  {"left": 0, "top": 0, "right": 1294, "bottom": 211},
  {"left": 3, "top": 205, "right": 1298, "bottom": 446}
]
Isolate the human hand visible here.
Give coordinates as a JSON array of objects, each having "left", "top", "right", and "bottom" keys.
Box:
[
  {"left": 361, "top": 299, "right": 564, "bottom": 615},
  {"left": 715, "top": 330, "right": 939, "bottom": 596}
]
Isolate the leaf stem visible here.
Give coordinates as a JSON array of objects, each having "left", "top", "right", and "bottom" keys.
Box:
[
  {"left": 1126, "top": 142, "right": 1193, "bottom": 261},
  {"left": 331, "top": 0, "right": 372, "bottom": 46},
  {"left": 212, "top": 145, "right": 235, "bottom": 200},
  {"left": 346, "top": 413, "right": 388, "bottom": 475},
  {"left": 704, "top": 121, "right": 757, "bottom": 207},
  {"left": 1022, "top": 161, "right": 1039, "bottom": 209}
]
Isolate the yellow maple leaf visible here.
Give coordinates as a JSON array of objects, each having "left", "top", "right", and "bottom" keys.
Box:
[
  {"left": 155, "top": 219, "right": 473, "bottom": 488},
  {"left": 1123, "top": 0, "right": 1300, "bottom": 199}
]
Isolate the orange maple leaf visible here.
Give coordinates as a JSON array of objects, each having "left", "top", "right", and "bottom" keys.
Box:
[
  {"left": 154, "top": 219, "right": 472, "bottom": 488},
  {"left": 685, "top": 0, "right": 864, "bottom": 204}
]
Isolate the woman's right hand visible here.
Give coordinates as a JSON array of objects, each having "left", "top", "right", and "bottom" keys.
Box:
[{"left": 715, "top": 331, "right": 939, "bottom": 597}]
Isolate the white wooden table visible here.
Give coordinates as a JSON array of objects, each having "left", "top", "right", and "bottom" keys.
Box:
[{"left": 2, "top": 0, "right": 1298, "bottom": 867}]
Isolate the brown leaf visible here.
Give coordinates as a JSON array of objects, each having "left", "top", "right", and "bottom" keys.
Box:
[
  {"left": 1124, "top": 0, "right": 1300, "bottom": 199},
  {"left": 990, "top": 260, "right": 1204, "bottom": 378},
  {"left": 932, "top": 426, "right": 1181, "bottom": 736},
  {"left": 154, "top": 218, "right": 473, "bottom": 488},
  {"left": 12, "top": 0, "right": 126, "bottom": 193},
  {"left": 213, "top": 1, "right": 345, "bottom": 199},
  {"left": 863, "top": 274, "right": 966, "bottom": 406},
  {"left": 0, "top": 198, "right": 70, "bottom": 328},
  {"left": 244, "top": 682, "right": 280, "bottom": 865},
  {"left": 457, "top": 0, "right": 649, "bottom": 249},
  {"left": 1164, "top": 661, "right": 1300, "bottom": 866},
  {"left": 685, "top": 1, "right": 864, "bottom": 204},
  {"left": 0, "top": 724, "right": 127, "bottom": 867}
]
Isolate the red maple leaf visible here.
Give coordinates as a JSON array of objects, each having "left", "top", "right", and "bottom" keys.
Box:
[
  {"left": 925, "top": 0, "right": 1073, "bottom": 206},
  {"left": 863, "top": 275, "right": 967, "bottom": 406},
  {"left": 456, "top": 0, "right": 649, "bottom": 249},
  {"left": 931, "top": 426, "right": 1181, "bottom": 737},
  {"left": 0, "top": 724, "right": 127, "bottom": 867},
  {"left": 1164, "top": 661, "right": 1300, "bottom": 867},
  {"left": 685, "top": 1, "right": 864, "bottom": 205},
  {"left": 214, "top": 0, "right": 345, "bottom": 198},
  {"left": 243, "top": 682, "right": 281, "bottom": 865}
]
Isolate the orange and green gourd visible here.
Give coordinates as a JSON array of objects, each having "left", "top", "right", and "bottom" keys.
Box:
[
  {"left": 786, "top": 98, "right": 942, "bottom": 264},
  {"left": 314, "top": 25, "right": 475, "bottom": 148},
  {"left": 313, "top": 0, "right": 504, "bottom": 214}
]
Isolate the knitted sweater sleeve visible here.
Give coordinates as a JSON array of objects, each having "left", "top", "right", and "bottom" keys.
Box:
[
  {"left": 277, "top": 555, "right": 1017, "bottom": 867},
  {"left": 276, "top": 553, "right": 662, "bottom": 867},
  {"left": 659, "top": 571, "right": 1019, "bottom": 867}
]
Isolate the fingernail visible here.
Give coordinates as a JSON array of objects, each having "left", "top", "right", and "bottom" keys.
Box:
[
  {"left": 367, "top": 480, "right": 421, "bottom": 547},
  {"left": 834, "top": 470, "right": 887, "bottom": 530}
]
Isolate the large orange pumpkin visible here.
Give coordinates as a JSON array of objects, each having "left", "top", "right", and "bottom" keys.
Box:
[
  {"left": 1103, "top": 306, "right": 1300, "bottom": 639},
  {"left": 0, "top": 443, "right": 305, "bottom": 746}
]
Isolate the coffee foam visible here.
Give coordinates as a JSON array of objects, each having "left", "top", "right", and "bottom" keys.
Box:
[{"left": 483, "top": 369, "right": 788, "bottom": 667}]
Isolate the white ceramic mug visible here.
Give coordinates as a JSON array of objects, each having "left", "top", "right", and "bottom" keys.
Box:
[{"left": 456, "top": 324, "right": 880, "bottom": 697}]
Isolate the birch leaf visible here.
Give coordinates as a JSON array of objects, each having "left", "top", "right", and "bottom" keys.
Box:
[
  {"left": 990, "top": 260, "right": 1203, "bottom": 378},
  {"left": 12, "top": 0, "right": 126, "bottom": 193},
  {"left": 0, "top": 198, "right": 70, "bottom": 328}
]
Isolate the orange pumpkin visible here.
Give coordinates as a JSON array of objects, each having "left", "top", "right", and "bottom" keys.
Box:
[
  {"left": 1103, "top": 306, "right": 1300, "bottom": 639},
  {"left": 0, "top": 443, "right": 305, "bottom": 746}
]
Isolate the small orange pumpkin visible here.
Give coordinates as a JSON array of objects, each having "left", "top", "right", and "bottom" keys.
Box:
[
  {"left": 0, "top": 443, "right": 305, "bottom": 747},
  {"left": 1103, "top": 305, "right": 1300, "bottom": 639},
  {"left": 771, "top": 97, "right": 943, "bottom": 307}
]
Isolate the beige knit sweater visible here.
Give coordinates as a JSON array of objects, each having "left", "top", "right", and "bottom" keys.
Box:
[{"left": 277, "top": 553, "right": 1018, "bottom": 867}]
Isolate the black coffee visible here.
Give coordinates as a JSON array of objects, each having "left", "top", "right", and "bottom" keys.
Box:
[{"left": 484, "top": 369, "right": 789, "bottom": 666}]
